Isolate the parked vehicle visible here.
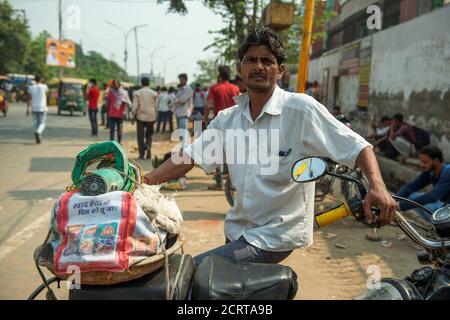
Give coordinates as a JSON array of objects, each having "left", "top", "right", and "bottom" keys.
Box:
[{"left": 48, "top": 78, "right": 87, "bottom": 116}]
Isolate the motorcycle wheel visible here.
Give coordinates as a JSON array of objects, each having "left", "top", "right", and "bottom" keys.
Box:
[{"left": 225, "top": 176, "right": 236, "bottom": 207}]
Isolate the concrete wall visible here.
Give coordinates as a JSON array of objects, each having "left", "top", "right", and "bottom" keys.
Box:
[
  {"left": 308, "top": 48, "right": 341, "bottom": 108},
  {"left": 338, "top": 74, "right": 359, "bottom": 114},
  {"left": 309, "top": 5, "right": 450, "bottom": 160},
  {"left": 369, "top": 4, "right": 450, "bottom": 160}
]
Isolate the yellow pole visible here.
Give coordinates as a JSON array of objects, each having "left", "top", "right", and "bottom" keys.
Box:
[{"left": 296, "top": 0, "right": 315, "bottom": 93}]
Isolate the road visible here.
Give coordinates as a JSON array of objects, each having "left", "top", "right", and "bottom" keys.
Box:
[{"left": 0, "top": 102, "right": 421, "bottom": 300}]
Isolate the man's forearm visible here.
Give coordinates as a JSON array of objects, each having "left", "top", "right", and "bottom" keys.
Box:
[
  {"left": 356, "top": 146, "right": 386, "bottom": 189},
  {"left": 144, "top": 152, "right": 195, "bottom": 185}
]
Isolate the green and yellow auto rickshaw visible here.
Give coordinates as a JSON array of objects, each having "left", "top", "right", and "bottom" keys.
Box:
[{"left": 48, "top": 78, "right": 87, "bottom": 116}]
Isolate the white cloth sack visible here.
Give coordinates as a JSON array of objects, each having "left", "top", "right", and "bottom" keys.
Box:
[{"left": 49, "top": 190, "right": 167, "bottom": 274}]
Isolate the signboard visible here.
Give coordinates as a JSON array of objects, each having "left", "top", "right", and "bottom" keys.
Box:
[
  {"left": 339, "top": 42, "right": 360, "bottom": 75},
  {"left": 46, "top": 39, "right": 76, "bottom": 68},
  {"left": 357, "top": 38, "right": 373, "bottom": 109}
]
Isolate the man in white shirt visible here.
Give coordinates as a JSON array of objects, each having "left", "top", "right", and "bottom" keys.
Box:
[
  {"left": 171, "top": 73, "right": 193, "bottom": 148},
  {"left": 143, "top": 27, "right": 397, "bottom": 266},
  {"left": 131, "top": 77, "right": 158, "bottom": 159},
  {"left": 27, "top": 75, "right": 49, "bottom": 144}
]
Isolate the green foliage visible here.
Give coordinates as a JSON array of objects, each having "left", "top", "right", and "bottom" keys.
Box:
[
  {"left": 0, "top": 0, "right": 127, "bottom": 84},
  {"left": 192, "top": 58, "right": 221, "bottom": 86},
  {"left": 157, "top": 0, "right": 334, "bottom": 74},
  {"left": 280, "top": 9, "right": 335, "bottom": 70},
  {"left": 0, "top": 0, "right": 31, "bottom": 74}
]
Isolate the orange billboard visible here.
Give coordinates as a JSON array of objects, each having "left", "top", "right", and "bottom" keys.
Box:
[{"left": 46, "top": 39, "right": 76, "bottom": 68}]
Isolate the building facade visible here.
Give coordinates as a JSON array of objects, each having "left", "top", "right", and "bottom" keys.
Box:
[{"left": 307, "top": 0, "right": 450, "bottom": 159}]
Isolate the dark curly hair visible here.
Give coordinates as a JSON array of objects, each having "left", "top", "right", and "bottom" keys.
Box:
[
  {"left": 238, "top": 27, "right": 287, "bottom": 65},
  {"left": 419, "top": 145, "right": 443, "bottom": 162}
]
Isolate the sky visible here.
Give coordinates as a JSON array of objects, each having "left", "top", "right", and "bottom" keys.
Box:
[{"left": 10, "top": 0, "right": 228, "bottom": 83}]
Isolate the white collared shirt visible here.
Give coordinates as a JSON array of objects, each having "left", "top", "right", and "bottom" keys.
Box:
[{"left": 184, "top": 85, "right": 371, "bottom": 252}]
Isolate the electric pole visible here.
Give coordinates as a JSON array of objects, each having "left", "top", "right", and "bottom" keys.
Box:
[
  {"left": 58, "top": 0, "right": 64, "bottom": 79},
  {"left": 296, "top": 0, "right": 315, "bottom": 93}
]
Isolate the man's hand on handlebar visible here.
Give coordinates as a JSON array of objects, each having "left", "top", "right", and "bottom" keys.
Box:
[{"left": 363, "top": 186, "right": 398, "bottom": 226}]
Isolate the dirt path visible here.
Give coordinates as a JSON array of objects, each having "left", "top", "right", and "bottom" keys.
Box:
[{"left": 126, "top": 130, "right": 422, "bottom": 300}]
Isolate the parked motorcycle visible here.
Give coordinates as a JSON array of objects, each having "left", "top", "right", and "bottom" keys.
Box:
[{"left": 292, "top": 156, "right": 450, "bottom": 300}]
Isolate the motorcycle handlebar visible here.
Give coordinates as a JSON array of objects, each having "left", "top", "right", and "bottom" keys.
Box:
[{"left": 393, "top": 211, "right": 450, "bottom": 250}]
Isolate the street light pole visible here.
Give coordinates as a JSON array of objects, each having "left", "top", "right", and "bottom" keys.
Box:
[
  {"left": 105, "top": 22, "right": 147, "bottom": 80},
  {"left": 150, "top": 45, "right": 166, "bottom": 76},
  {"left": 132, "top": 24, "right": 148, "bottom": 83},
  {"left": 106, "top": 21, "right": 127, "bottom": 71},
  {"left": 58, "top": 0, "right": 64, "bottom": 79}
]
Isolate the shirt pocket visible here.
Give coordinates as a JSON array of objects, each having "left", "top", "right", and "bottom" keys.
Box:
[{"left": 260, "top": 153, "right": 295, "bottom": 186}]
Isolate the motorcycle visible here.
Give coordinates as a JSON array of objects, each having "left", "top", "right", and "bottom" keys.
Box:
[{"left": 292, "top": 156, "right": 450, "bottom": 300}]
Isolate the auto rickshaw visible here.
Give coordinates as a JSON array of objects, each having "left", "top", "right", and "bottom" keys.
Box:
[{"left": 48, "top": 77, "right": 87, "bottom": 116}]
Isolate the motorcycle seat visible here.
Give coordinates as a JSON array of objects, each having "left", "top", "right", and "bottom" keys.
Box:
[
  {"left": 69, "top": 253, "right": 195, "bottom": 300},
  {"left": 191, "top": 255, "right": 298, "bottom": 300}
]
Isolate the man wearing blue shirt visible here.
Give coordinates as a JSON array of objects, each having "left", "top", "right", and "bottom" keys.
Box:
[{"left": 397, "top": 145, "right": 449, "bottom": 222}]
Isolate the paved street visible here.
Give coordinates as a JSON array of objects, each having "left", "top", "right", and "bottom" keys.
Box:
[{"left": 0, "top": 102, "right": 422, "bottom": 300}]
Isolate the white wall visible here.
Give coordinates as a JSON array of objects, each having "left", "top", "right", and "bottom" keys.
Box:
[
  {"left": 338, "top": 74, "right": 359, "bottom": 113},
  {"left": 369, "top": 5, "right": 450, "bottom": 160},
  {"left": 309, "top": 5, "right": 450, "bottom": 159},
  {"left": 370, "top": 5, "right": 450, "bottom": 100}
]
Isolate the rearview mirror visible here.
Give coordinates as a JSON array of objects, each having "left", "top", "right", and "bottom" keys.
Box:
[{"left": 291, "top": 157, "right": 327, "bottom": 183}]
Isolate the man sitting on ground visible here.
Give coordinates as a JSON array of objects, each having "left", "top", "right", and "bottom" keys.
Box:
[
  {"left": 389, "top": 113, "right": 416, "bottom": 157},
  {"left": 397, "top": 145, "right": 449, "bottom": 223}
]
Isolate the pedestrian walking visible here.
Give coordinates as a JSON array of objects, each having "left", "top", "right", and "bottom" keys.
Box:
[
  {"left": 204, "top": 65, "right": 240, "bottom": 190},
  {"left": 167, "top": 86, "right": 176, "bottom": 132},
  {"left": 102, "top": 80, "right": 113, "bottom": 128},
  {"left": 156, "top": 87, "right": 171, "bottom": 133},
  {"left": 108, "top": 80, "right": 131, "bottom": 144},
  {"left": 172, "top": 73, "right": 193, "bottom": 148},
  {"left": 131, "top": 77, "right": 158, "bottom": 159},
  {"left": 26, "top": 75, "right": 49, "bottom": 144},
  {"left": 87, "top": 78, "right": 100, "bottom": 136}
]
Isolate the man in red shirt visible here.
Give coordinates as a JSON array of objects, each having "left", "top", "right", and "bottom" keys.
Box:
[
  {"left": 204, "top": 65, "right": 240, "bottom": 123},
  {"left": 204, "top": 65, "right": 240, "bottom": 190},
  {"left": 389, "top": 113, "right": 417, "bottom": 156},
  {"left": 107, "top": 80, "right": 131, "bottom": 143},
  {"left": 87, "top": 79, "right": 100, "bottom": 136}
]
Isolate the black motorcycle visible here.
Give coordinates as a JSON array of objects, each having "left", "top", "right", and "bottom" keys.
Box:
[
  {"left": 29, "top": 233, "right": 298, "bottom": 301},
  {"left": 292, "top": 156, "right": 450, "bottom": 300}
]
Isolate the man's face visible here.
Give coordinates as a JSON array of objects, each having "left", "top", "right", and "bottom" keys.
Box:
[
  {"left": 381, "top": 119, "right": 391, "bottom": 127},
  {"left": 49, "top": 45, "right": 57, "bottom": 56},
  {"left": 237, "top": 45, "right": 284, "bottom": 93},
  {"left": 392, "top": 119, "right": 401, "bottom": 127},
  {"left": 419, "top": 154, "right": 437, "bottom": 172},
  {"left": 112, "top": 80, "right": 119, "bottom": 90},
  {"left": 179, "top": 77, "right": 187, "bottom": 86}
]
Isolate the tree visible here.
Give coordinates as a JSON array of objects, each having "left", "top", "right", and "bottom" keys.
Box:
[
  {"left": 157, "top": 0, "right": 334, "bottom": 68},
  {"left": 24, "top": 31, "right": 57, "bottom": 80},
  {"left": 157, "top": 0, "right": 264, "bottom": 63},
  {"left": 280, "top": 9, "right": 335, "bottom": 68},
  {"left": 0, "top": 0, "right": 31, "bottom": 74},
  {"left": 192, "top": 58, "right": 221, "bottom": 87}
]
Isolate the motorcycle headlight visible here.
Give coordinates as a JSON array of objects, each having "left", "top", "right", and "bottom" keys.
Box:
[
  {"left": 354, "top": 282, "right": 405, "bottom": 300},
  {"left": 353, "top": 279, "right": 422, "bottom": 300}
]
